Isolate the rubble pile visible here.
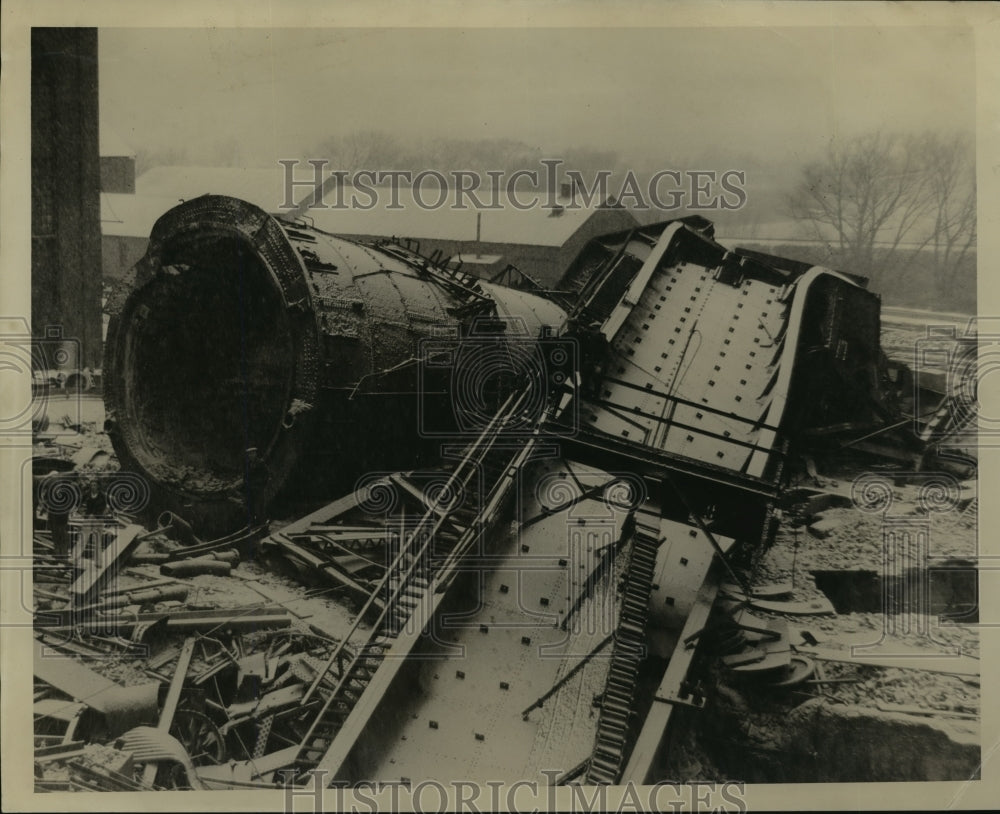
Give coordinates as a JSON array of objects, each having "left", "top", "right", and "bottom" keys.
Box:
[
  {"left": 34, "top": 575, "right": 365, "bottom": 791},
  {"left": 31, "top": 403, "right": 366, "bottom": 792}
]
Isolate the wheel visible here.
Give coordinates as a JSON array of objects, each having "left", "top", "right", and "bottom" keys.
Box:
[{"left": 169, "top": 708, "right": 227, "bottom": 766}]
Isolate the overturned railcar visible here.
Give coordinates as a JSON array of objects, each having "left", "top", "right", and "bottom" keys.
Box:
[{"left": 548, "top": 218, "right": 911, "bottom": 546}]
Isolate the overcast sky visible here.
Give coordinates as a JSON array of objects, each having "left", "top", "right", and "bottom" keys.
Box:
[{"left": 98, "top": 26, "right": 975, "bottom": 190}]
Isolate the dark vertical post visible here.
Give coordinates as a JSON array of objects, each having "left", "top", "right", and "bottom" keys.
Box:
[{"left": 31, "top": 28, "right": 102, "bottom": 368}]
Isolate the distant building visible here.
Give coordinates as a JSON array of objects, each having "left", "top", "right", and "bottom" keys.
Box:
[
  {"left": 130, "top": 165, "right": 333, "bottom": 213},
  {"left": 99, "top": 130, "right": 140, "bottom": 290},
  {"left": 101, "top": 172, "right": 637, "bottom": 289},
  {"left": 99, "top": 129, "right": 137, "bottom": 194},
  {"left": 101, "top": 194, "right": 163, "bottom": 285},
  {"left": 100, "top": 165, "right": 342, "bottom": 281},
  {"left": 301, "top": 185, "right": 638, "bottom": 288}
]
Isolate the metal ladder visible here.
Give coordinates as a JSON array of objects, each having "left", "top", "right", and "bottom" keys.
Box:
[
  {"left": 585, "top": 499, "right": 661, "bottom": 784},
  {"left": 287, "top": 385, "right": 536, "bottom": 780}
]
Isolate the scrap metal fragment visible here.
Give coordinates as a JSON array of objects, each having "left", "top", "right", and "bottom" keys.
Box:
[
  {"left": 40, "top": 607, "right": 293, "bottom": 639},
  {"left": 69, "top": 524, "right": 146, "bottom": 606},
  {"left": 160, "top": 558, "right": 233, "bottom": 578},
  {"left": 119, "top": 727, "right": 205, "bottom": 790},
  {"left": 140, "top": 636, "right": 196, "bottom": 787},
  {"left": 33, "top": 637, "right": 160, "bottom": 736},
  {"left": 272, "top": 533, "right": 385, "bottom": 613}
]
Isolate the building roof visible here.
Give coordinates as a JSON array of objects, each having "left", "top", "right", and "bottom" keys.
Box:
[
  {"left": 102, "top": 165, "right": 338, "bottom": 238},
  {"left": 447, "top": 253, "right": 504, "bottom": 265},
  {"left": 134, "top": 165, "right": 328, "bottom": 215},
  {"left": 101, "top": 192, "right": 179, "bottom": 238},
  {"left": 105, "top": 169, "right": 634, "bottom": 248},
  {"left": 302, "top": 185, "right": 629, "bottom": 247}
]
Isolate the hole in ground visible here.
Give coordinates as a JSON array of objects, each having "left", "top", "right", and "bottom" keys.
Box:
[{"left": 811, "top": 566, "right": 978, "bottom": 622}]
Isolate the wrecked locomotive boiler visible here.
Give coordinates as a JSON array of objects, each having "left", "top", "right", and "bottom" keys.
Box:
[{"left": 103, "top": 195, "right": 568, "bottom": 534}]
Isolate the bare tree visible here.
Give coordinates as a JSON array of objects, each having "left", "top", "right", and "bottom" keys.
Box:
[
  {"left": 918, "top": 132, "right": 976, "bottom": 301},
  {"left": 314, "top": 130, "right": 405, "bottom": 173},
  {"left": 787, "top": 130, "right": 976, "bottom": 305},
  {"left": 786, "top": 131, "right": 933, "bottom": 286}
]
